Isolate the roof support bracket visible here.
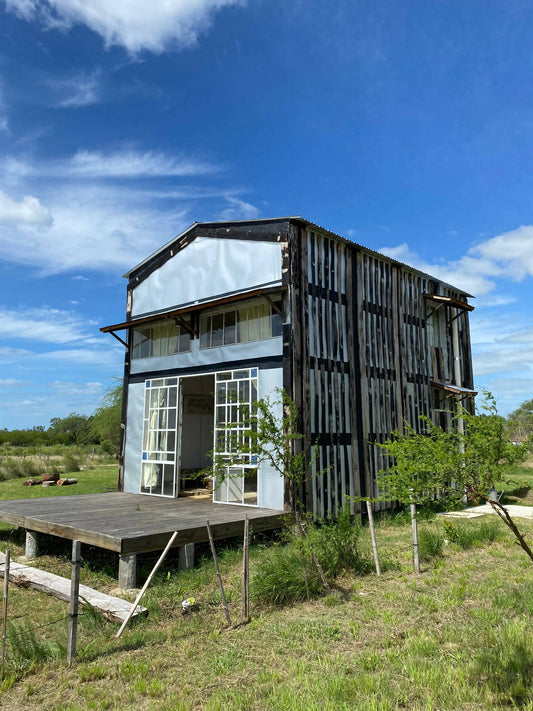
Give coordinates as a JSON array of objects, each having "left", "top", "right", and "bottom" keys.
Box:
[
  {"left": 109, "top": 331, "right": 129, "bottom": 348},
  {"left": 264, "top": 294, "right": 283, "bottom": 317}
]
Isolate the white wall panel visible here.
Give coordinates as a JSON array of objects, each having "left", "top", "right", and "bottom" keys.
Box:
[
  {"left": 130, "top": 337, "right": 282, "bottom": 375},
  {"left": 123, "top": 381, "right": 145, "bottom": 494},
  {"left": 132, "top": 237, "right": 282, "bottom": 317},
  {"left": 257, "top": 367, "right": 284, "bottom": 510}
]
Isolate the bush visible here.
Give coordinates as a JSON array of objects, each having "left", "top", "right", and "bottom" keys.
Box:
[{"left": 62, "top": 452, "right": 82, "bottom": 473}]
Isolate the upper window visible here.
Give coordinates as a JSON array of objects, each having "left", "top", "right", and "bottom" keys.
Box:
[
  {"left": 199, "top": 296, "right": 282, "bottom": 349},
  {"left": 132, "top": 320, "right": 191, "bottom": 359}
]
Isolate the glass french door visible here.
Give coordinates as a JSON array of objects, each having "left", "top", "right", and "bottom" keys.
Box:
[
  {"left": 141, "top": 377, "right": 181, "bottom": 497},
  {"left": 213, "top": 368, "right": 258, "bottom": 505}
]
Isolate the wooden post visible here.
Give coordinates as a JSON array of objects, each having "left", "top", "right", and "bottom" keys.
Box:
[
  {"left": 67, "top": 540, "right": 81, "bottom": 667},
  {"left": 115, "top": 531, "right": 179, "bottom": 639},
  {"left": 410, "top": 503, "right": 420, "bottom": 574},
  {"left": 206, "top": 520, "right": 231, "bottom": 627},
  {"left": 1, "top": 549, "right": 10, "bottom": 680},
  {"left": 365, "top": 501, "right": 381, "bottom": 576},
  {"left": 241, "top": 516, "right": 249, "bottom": 623},
  {"left": 25, "top": 530, "right": 39, "bottom": 559}
]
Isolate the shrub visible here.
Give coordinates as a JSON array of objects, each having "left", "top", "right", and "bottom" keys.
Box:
[{"left": 62, "top": 452, "right": 82, "bottom": 473}]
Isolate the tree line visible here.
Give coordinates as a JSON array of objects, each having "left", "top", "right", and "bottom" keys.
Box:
[{"left": 0, "top": 383, "right": 122, "bottom": 454}]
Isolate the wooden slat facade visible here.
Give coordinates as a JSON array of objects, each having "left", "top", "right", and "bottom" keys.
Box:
[{"left": 287, "top": 220, "right": 474, "bottom": 518}]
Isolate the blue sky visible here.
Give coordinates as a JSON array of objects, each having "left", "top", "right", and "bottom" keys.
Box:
[{"left": 1, "top": 0, "right": 533, "bottom": 429}]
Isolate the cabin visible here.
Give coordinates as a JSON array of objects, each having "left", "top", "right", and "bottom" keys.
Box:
[{"left": 102, "top": 216, "right": 475, "bottom": 518}]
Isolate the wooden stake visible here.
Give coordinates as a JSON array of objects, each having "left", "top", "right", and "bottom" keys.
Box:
[
  {"left": 206, "top": 520, "right": 231, "bottom": 627},
  {"left": 1, "top": 549, "right": 10, "bottom": 680},
  {"left": 241, "top": 516, "right": 250, "bottom": 622},
  {"left": 67, "top": 540, "right": 81, "bottom": 667},
  {"left": 115, "top": 530, "right": 179, "bottom": 638},
  {"left": 366, "top": 501, "right": 381, "bottom": 576},
  {"left": 410, "top": 503, "right": 420, "bottom": 574}
]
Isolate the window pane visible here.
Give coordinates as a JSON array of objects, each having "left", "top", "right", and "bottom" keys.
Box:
[
  {"left": 199, "top": 315, "right": 210, "bottom": 349},
  {"left": 211, "top": 313, "right": 224, "bottom": 347},
  {"left": 271, "top": 312, "right": 283, "bottom": 337},
  {"left": 224, "top": 310, "right": 236, "bottom": 344}
]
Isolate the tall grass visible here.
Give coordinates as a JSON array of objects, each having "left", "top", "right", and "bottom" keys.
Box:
[
  {"left": 251, "top": 511, "right": 372, "bottom": 605},
  {"left": 443, "top": 518, "right": 503, "bottom": 549}
]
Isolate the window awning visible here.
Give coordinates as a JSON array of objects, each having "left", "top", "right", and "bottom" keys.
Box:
[
  {"left": 100, "top": 285, "right": 286, "bottom": 338},
  {"left": 423, "top": 293, "right": 474, "bottom": 312},
  {"left": 431, "top": 381, "right": 478, "bottom": 397}
]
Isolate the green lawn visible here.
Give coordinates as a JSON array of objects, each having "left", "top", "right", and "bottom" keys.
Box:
[
  {"left": 0, "top": 462, "right": 531, "bottom": 710},
  {"left": 0, "top": 464, "right": 118, "bottom": 501}
]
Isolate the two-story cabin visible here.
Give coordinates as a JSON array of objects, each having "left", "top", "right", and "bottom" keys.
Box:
[{"left": 101, "top": 217, "right": 475, "bottom": 517}]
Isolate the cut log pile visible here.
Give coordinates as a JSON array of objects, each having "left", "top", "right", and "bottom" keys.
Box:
[{"left": 23, "top": 477, "right": 78, "bottom": 487}]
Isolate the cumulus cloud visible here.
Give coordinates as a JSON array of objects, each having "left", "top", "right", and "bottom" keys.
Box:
[
  {"left": 4, "top": 0, "right": 244, "bottom": 54},
  {"left": 379, "top": 224, "right": 533, "bottom": 297},
  {"left": 0, "top": 189, "right": 53, "bottom": 226}
]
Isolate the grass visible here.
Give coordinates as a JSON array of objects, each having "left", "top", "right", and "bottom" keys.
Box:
[{"left": 0, "top": 459, "right": 532, "bottom": 709}]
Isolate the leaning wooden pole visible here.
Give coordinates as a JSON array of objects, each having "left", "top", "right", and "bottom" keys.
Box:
[
  {"left": 67, "top": 540, "right": 81, "bottom": 667},
  {"left": 116, "top": 531, "right": 179, "bottom": 638},
  {"left": 365, "top": 501, "right": 381, "bottom": 576},
  {"left": 1, "top": 548, "right": 10, "bottom": 679},
  {"left": 206, "top": 520, "right": 231, "bottom": 627}
]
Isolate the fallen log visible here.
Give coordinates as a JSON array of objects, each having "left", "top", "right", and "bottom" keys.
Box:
[
  {"left": 41, "top": 481, "right": 56, "bottom": 487},
  {"left": 57, "top": 478, "right": 78, "bottom": 486},
  {"left": 23, "top": 479, "right": 42, "bottom": 487},
  {"left": 0, "top": 552, "right": 147, "bottom": 624}
]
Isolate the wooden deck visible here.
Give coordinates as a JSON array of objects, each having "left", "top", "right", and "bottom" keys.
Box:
[{"left": 0, "top": 493, "right": 286, "bottom": 555}]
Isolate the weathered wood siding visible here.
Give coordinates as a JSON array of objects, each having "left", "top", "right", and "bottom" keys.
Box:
[{"left": 289, "top": 224, "right": 474, "bottom": 518}]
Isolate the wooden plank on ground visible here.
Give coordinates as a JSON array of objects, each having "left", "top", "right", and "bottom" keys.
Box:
[{"left": 0, "top": 552, "right": 147, "bottom": 623}]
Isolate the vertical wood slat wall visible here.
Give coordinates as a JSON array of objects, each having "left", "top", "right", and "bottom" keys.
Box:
[{"left": 290, "top": 224, "right": 474, "bottom": 519}]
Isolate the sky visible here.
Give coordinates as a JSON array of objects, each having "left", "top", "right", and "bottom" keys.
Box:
[{"left": 1, "top": 0, "right": 533, "bottom": 429}]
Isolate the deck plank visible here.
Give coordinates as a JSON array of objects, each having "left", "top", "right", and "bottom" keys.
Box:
[{"left": 0, "top": 493, "right": 286, "bottom": 554}]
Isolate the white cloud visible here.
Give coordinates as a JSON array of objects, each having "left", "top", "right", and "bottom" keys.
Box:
[
  {"left": 0, "top": 184, "right": 191, "bottom": 273},
  {"left": 218, "top": 196, "right": 259, "bottom": 221},
  {"left": 2, "top": 149, "right": 218, "bottom": 180},
  {"left": 379, "top": 224, "right": 533, "bottom": 297},
  {"left": 50, "top": 71, "right": 102, "bottom": 108},
  {"left": 51, "top": 380, "right": 104, "bottom": 396},
  {"left": 4, "top": 0, "right": 244, "bottom": 54},
  {"left": 0, "top": 306, "right": 98, "bottom": 344},
  {"left": 0, "top": 378, "right": 29, "bottom": 387},
  {"left": 0, "top": 189, "right": 52, "bottom": 226}
]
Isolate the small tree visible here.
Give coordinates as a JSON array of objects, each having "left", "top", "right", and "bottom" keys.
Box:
[{"left": 377, "top": 392, "right": 533, "bottom": 566}]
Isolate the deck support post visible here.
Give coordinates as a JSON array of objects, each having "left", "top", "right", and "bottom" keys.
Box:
[
  {"left": 25, "top": 530, "right": 39, "bottom": 559},
  {"left": 178, "top": 543, "right": 194, "bottom": 571},
  {"left": 118, "top": 553, "right": 137, "bottom": 589}
]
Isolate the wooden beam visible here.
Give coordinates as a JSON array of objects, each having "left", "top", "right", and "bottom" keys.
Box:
[{"left": 0, "top": 552, "right": 147, "bottom": 623}]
